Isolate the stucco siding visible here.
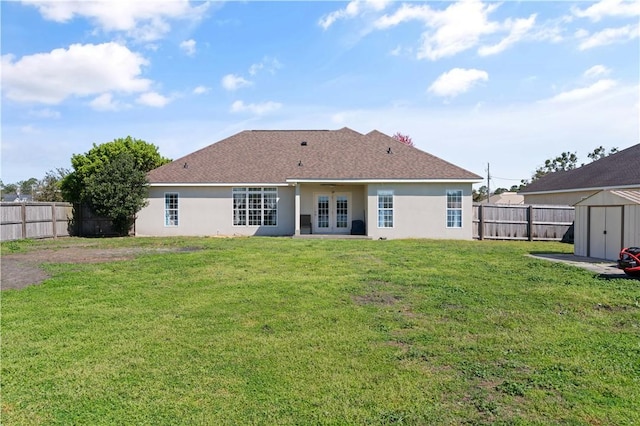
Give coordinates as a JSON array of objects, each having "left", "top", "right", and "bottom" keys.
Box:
[
  {"left": 366, "top": 183, "right": 474, "bottom": 240},
  {"left": 136, "top": 186, "right": 295, "bottom": 237}
]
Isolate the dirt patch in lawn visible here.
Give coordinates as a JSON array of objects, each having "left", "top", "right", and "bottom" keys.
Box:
[{"left": 1, "top": 246, "right": 200, "bottom": 290}]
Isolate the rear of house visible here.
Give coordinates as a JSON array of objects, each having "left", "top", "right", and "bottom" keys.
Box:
[{"left": 136, "top": 128, "right": 482, "bottom": 240}]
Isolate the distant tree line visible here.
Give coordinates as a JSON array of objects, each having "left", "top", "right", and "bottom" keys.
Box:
[
  {"left": 1, "top": 168, "right": 70, "bottom": 202},
  {"left": 473, "top": 145, "right": 619, "bottom": 202}
]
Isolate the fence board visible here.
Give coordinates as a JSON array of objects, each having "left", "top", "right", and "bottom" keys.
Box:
[
  {"left": 473, "top": 204, "right": 574, "bottom": 241},
  {"left": 1, "top": 202, "right": 73, "bottom": 241}
]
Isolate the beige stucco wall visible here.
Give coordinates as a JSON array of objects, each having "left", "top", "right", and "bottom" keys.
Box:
[
  {"left": 366, "top": 183, "right": 474, "bottom": 240},
  {"left": 136, "top": 186, "right": 295, "bottom": 237},
  {"left": 137, "top": 182, "right": 475, "bottom": 240}
]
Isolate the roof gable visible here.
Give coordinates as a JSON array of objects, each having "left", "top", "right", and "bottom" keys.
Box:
[
  {"left": 147, "top": 128, "right": 481, "bottom": 184},
  {"left": 575, "top": 190, "right": 640, "bottom": 206},
  {"left": 520, "top": 144, "right": 640, "bottom": 194}
]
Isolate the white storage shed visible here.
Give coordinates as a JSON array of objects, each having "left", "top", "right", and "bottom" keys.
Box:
[{"left": 574, "top": 190, "right": 640, "bottom": 260}]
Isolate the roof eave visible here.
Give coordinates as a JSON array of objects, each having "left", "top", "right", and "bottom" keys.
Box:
[
  {"left": 286, "top": 178, "right": 483, "bottom": 184},
  {"left": 521, "top": 183, "right": 640, "bottom": 196},
  {"left": 149, "top": 182, "right": 291, "bottom": 187}
]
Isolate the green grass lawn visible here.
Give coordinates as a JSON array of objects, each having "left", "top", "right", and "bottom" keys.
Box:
[{"left": 2, "top": 237, "right": 639, "bottom": 425}]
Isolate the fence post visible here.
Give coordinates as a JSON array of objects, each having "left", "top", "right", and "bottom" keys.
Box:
[
  {"left": 21, "top": 203, "right": 27, "bottom": 239},
  {"left": 479, "top": 204, "right": 484, "bottom": 240},
  {"left": 528, "top": 205, "right": 534, "bottom": 241},
  {"left": 52, "top": 203, "right": 57, "bottom": 238}
]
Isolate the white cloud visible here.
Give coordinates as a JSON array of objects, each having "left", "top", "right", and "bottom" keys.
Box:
[
  {"left": 193, "top": 86, "right": 210, "bottom": 95},
  {"left": 577, "top": 24, "right": 640, "bottom": 49},
  {"left": 23, "top": 0, "right": 210, "bottom": 42},
  {"left": 584, "top": 65, "right": 611, "bottom": 79},
  {"left": 89, "top": 93, "right": 123, "bottom": 111},
  {"left": 572, "top": 0, "right": 640, "bottom": 22},
  {"left": 248, "top": 57, "right": 282, "bottom": 76},
  {"left": 221, "top": 74, "right": 252, "bottom": 91},
  {"left": 136, "top": 91, "right": 171, "bottom": 108},
  {"left": 28, "top": 108, "right": 61, "bottom": 119},
  {"left": 478, "top": 14, "right": 537, "bottom": 56},
  {"left": 574, "top": 28, "right": 590, "bottom": 38},
  {"left": 372, "top": 1, "right": 503, "bottom": 60},
  {"left": 230, "top": 100, "right": 282, "bottom": 115},
  {"left": 374, "top": 3, "right": 435, "bottom": 29},
  {"left": 180, "top": 39, "right": 196, "bottom": 56},
  {"left": 1, "top": 42, "right": 151, "bottom": 104},
  {"left": 546, "top": 79, "right": 617, "bottom": 103},
  {"left": 428, "top": 68, "right": 489, "bottom": 98},
  {"left": 319, "top": 0, "right": 390, "bottom": 29}
]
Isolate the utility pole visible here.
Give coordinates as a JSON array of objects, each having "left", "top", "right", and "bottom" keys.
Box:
[{"left": 486, "top": 163, "right": 490, "bottom": 204}]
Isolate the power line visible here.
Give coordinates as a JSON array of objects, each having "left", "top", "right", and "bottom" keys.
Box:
[{"left": 491, "top": 175, "right": 524, "bottom": 181}]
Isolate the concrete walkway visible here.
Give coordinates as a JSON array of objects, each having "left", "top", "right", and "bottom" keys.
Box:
[{"left": 528, "top": 253, "right": 632, "bottom": 279}]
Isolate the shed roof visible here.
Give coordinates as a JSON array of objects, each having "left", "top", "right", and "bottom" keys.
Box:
[
  {"left": 147, "top": 128, "right": 482, "bottom": 184},
  {"left": 574, "top": 190, "right": 640, "bottom": 206},
  {"left": 520, "top": 143, "right": 640, "bottom": 194}
]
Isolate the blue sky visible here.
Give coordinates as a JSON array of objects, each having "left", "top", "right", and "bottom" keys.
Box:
[{"left": 2, "top": 0, "right": 639, "bottom": 190}]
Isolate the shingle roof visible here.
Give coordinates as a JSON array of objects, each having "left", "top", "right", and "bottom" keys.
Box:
[
  {"left": 520, "top": 143, "right": 640, "bottom": 193},
  {"left": 147, "top": 128, "right": 481, "bottom": 183}
]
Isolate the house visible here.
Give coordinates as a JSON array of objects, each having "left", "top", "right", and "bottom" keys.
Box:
[
  {"left": 487, "top": 192, "right": 524, "bottom": 205},
  {"left": 574, "top": 190, "right": 640, "bottom": 260},
  {"left": 135, "top": 128, "right": 482, "bottom": 239},
  {"left": 519, "top": 144, "right": 640, "bottom": 205}
]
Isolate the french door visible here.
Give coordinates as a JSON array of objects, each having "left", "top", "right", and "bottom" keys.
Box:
[{"left": 315, "top": 192, "right": 351, "bottom": 233}]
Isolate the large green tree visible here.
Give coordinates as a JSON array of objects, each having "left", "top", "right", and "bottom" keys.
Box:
[
  {"left": 61, "top": 136, "right": 170, "bottom": 203},
  {"left": 85, "top": 152, "right": 150, "bottom": 235},
  {"left": 61, "top": 136, "right": 170, "bottom": 235}
]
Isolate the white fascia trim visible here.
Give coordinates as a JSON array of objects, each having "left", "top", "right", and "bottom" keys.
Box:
[
  {"left": 286, "top": 178, "right": 483, "bottom": 184},
  {"left": 149, "top": 182, "right": 290, "bottom": 187},
  {"left": 522, "top": 183, "right": 640, "bottom": 195}
]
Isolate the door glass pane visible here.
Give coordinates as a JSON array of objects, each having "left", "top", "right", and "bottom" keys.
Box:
[
  {"left": 336, "top": 196, "right": 348, "bottom": 228},
  {"left": 317, "top": 195, "right": 329, "bottom": 228}
]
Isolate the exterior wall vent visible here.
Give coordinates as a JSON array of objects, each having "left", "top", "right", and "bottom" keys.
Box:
[{"left": 301, "top": 141, "right": 307, "bottom": 146}]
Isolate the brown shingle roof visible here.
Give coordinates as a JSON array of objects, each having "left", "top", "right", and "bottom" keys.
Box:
[
  {"left": 147, "top": 128, "right": 481, "bottom": 183},
  {"left": 520, "top": 143, "right": 640, "bottom": 193}
]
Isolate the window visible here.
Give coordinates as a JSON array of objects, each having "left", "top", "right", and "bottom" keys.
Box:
[
  {"left": 165, "top": 193, "right": 179, "bottom": 226},
  {"left": 233, "top": 187, "right": 277, "bottom": 226},
  {"left": 377, "top": 190, "right": 393, "bottom": 228},
  {"left": 446, "top": 190, "right": 463, "bottom": 228}
]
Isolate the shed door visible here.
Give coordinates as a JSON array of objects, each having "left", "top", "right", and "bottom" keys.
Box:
[{"left": 589, "top": 206, "right": 622, "bottom": 260}]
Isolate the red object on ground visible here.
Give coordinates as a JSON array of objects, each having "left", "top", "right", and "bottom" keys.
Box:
[{"left": 618, "top": 247, "right": 640, "bottom": 276}]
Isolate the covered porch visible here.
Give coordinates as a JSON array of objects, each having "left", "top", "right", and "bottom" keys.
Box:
[{"left": 290, "top": 182, "right": 368, "bottom": 237}]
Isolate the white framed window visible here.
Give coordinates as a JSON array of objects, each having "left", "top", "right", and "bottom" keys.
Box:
[
  {"left": 446, "top": 190, "right": 463, "bottom": 228},
  {"left": 165, "top": 193, "right": 179, "bottom": 226},
  {"left": 233, "top": 187, "right": 278, "bottom": 227},
  {"left": 377, "top": 190, "right": 394, "bottom": 228}
]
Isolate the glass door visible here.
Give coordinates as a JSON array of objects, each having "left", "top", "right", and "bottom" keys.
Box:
[
  {"left": 316, "top": 195, "right": 330, "bottom": 230},
  {"left": 315, "top": 193, "right": 351, "bottom": 233}
]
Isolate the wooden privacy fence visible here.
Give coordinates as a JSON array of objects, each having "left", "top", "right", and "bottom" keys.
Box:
[
  {"left": 1, "top": 202, "right": 73, "bottom": 242},
  {"left": 473, "top": 204, "right": 574, "bottom": 241}
]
